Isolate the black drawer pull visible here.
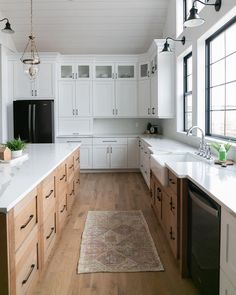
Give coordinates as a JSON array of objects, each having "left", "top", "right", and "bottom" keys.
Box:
[
  {"left": 169, "top": 227, "right": 176, "bottom": 240},
  {"left": 46, "top": 227, "right": 55, "bottom": 240},
  {"left": 60, "top": 174, "right": 66, "bottom": 181},
  {"left": 76, "top": 157, "right": 80, "bottom": 161},
  {"left": 45, "top": 189, "right": 54, "bottom": 199},
  {"left": 76, "top": 178, "right": 80, "bottom": 184},
  {"left": 22, "top": 264, "right": 35, "bottom": 285},
  {"left": 169, "top": 198, "right": 175, "bottom": 211},
  {"left": 69, "top": 190, "right": 74, "bottom": 196},
  {"left": 169, "top": 178, "right": 176, "bottom": 185},
  {"left": 20, "top": 214, "right": 34, "bottom": 230},
  {"left": 69, "top": 164, "right": 74, "bottom": 170},
  {"left": 60, "top": 205, "right": 66, "bottom": 213}
]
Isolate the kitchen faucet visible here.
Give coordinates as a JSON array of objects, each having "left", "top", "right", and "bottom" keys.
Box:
[{"left": 186, "top": 126, "right": 212, "bottom": 159}]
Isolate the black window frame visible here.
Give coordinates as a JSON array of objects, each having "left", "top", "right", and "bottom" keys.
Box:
[
  {"left": 206, "top": 16, "right": 236, "bottom": 141},
  {"left": 183, "top": 52, "right": 193, "bottom": 132}
]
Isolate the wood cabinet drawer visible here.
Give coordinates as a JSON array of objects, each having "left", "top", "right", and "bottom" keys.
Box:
[
  {"left": 169, "top": 192, "right": 177, "bottom": 219},
  {"left": 15, "top": 226, "right": 39, "bottom": 295},
  {"left": 57, "top": 162, "right": 67, "bottom": 187},
  {"left": 58, "top": 195, "right": 67, "bottom": 231},
  {"left": 14, "top": 188, "right": 38, "bottom": 252},
  {"left": 74, "top": 148, "right": 80, "bottom": 171},
  {"left": 168, "top": 170, "right": 178, "bottom": 195},
  {"left": 74, "top": 170, "right": 80, "bottom": 195},
  {"left": 154, "top": 184, "right": 162, "bottom": 223},
  {"left": 168, "top": 209, "right": 178, "bottom": 259},
  {"left": 66, "top": 155, "right": 75, "bottom": 181},
  {"left": 41, "top": 173, "right": 55, "bottom": 221},
  {"left": 67, "top": 180, "right": 75, "bottom": 213},
  {"left": 43, "top": 212, "right": 56, "bottom": 264}
]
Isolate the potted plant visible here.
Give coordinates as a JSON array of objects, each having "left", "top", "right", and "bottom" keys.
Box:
[
  {"left": 211, "top": 142, "right": 232, "bottom": 162},
  {"left": 6, "top": 138, "right": 26, "bottom": 158}
]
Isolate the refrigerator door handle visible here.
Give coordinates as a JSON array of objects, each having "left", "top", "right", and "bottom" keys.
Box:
[
  {"left": 28, "top": 104, "right": 32, "bottom": 142},
  {"left": 32, "top": 104, "right": 36, "bottom": 143}
]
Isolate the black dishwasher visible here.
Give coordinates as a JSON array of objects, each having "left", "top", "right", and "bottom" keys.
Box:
[{"left": 188, "top": 182, "right": 221, "bottom": 295}]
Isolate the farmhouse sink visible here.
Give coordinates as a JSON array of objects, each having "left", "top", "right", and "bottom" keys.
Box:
[{"left": 150, "top": 152, "right": 204, "bottom": 186}]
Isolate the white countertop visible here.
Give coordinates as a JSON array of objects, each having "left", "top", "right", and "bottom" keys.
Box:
[
  {"left": 140, "top": 137, "right": 236, "bottom": 216},
  {"left": 0, "top": 143, "right": 80, "bottom": 213},
  {"left": 57, "top": 134, "right": 142, "bottom": 138}
]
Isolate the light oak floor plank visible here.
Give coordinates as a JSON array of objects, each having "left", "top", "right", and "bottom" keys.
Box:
[{"left": 33, "top": 173, "right": 199, "bottom": 295}]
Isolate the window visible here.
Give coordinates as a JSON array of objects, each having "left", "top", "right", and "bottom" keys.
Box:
[
  {"left": 206, "top": 17, "right": 236, "bottom": 140},
  {"left": 184, "top": 52, "right": 193, "bottom": 131},
  {"left": 183, "top": 0, "right": 208, "bottom": 22}
]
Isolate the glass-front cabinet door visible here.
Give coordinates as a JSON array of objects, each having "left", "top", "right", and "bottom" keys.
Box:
[
  {"left": 60, "top": 64, "right": 74, "bottom": 80},
  {"left": 116, "top": 64, "right": 136, "bottom": 80},
  {"left": 77, "top": 65, "right": 90, "bottom": 79},
  {"left": 94, "top": 64, "right": 114, "bottom": 80},
  {"left": 139, "top": 62, "right": 150, "bottom": 80},
  {"left": 150, "top": 54, "right": 157, "bottom": 75}
]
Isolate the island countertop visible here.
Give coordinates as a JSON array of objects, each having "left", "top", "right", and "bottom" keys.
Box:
[{"left": 0, "top": 143, "right": 81, "bottom": 213}]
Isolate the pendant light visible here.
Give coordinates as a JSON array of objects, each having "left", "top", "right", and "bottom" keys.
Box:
[
  {"left": 161, "top": 36, "right": 186, "bottom": 54},
  {"left": 184, "top": 0, "right": 222, "bottom": 28},
  {"left": 0, "top": 18, "right": 14, "bottom": 34},
  {"left": 20, "top": 0, "right": 40, "bottom": 80}
]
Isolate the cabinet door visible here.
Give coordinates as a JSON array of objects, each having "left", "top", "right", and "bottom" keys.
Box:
[
  {"left": 115, "top": 81, "right": 137, "bottom": 117},
  {"left": 76, "top": 81, "right": 92, "bottom": 116},
  {"left": 221, "top": 209, "right": 236, "bottom": 288},
  {"left": 150, "top": 73, "right": 158, "bottom": 117},
  {"left": 139, "top": 62, "right": 150, "bottom": 80},
  {"left": 13, "top": 61, "right": 33, "bottom": 98},
  {"left": 60, "top": 64, "right": 74, "bottom": 80},
  {"left": 110, "top": 145, "right": 127, "bottom": 169},
  {"left": 93, "top": 81, "right": 115, "bottom": 117},
  {"left": 80, "top": 145, "right": 93, "bottom": 169},
  {"left": 77, "top": 65, "right": 91, "bottom": 79},
  {"left": 220, "top": 269, "right": 236, "bottom": 295},
  {"left": 58, "top": 118, "right": 93, "bottom": 136},
  {"left": 93, "top": 146, "right": 110, "bottom": 169},
  {"left": 138, "top": 79, "right": 151, "bottom": 117},
  {"left": 36, "top": 63, "right": 54, "bottom": 97},
  {"left": 116, "top": 64, "right": 136, "bottom": 80},
  {"left": 94, "top": 64, "right": 114, "bottom": 80},
  {"left": 127, "top": 138, "right": 139, "bottom": 168},
  {"left": 58, "top": 81, "right": 75, "bottom": 118}
]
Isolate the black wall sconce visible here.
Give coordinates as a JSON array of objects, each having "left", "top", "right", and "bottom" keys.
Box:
[
  {"left": 0, "top": 18, "right": 14, "bottom": 34},
  {"left": 161, "top": 36, "right": 186, "bottom": 53}
]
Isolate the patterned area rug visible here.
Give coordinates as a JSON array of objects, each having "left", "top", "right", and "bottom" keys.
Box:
[{"left": 77, "top": 210, "right": 164, "bottom": 273}]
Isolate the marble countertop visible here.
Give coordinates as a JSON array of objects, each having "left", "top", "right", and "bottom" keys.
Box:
[
  {"left": 0, "top": 143, "right": 80, "bottom": 213},
  {"left": 57, "top": 134, "right": 142, "bottom": 138},
  {"left": 141, "top": 137, "right": 236, "bottom": 215}
]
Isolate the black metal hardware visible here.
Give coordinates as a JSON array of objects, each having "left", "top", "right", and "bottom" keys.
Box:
[
  {"left": 60, "top": 174, "right": 66, "bottom": 181},
  {"left": 20, "top": 214, "right": 34, "bottom": 230},
  {"left": 22, "top": 264, "right": 35, "bottom": 285},
  {"left": 46, "top": 227, "right": 54, "bottom": 240},
  {"left": 45, "top": 189, "right": 54, "bottom": 199},
  {"left": 169, "top": 227, "right": 175, "bottom": 240},
  {"left": 60, "top": 205, "right": 66, "bottom": 213}
]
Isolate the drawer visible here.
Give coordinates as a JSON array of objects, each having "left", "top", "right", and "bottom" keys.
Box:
[
  {"left": 58, "top": 185, "right": 67, "bottom": 205},
  {"left": 57, "top": 162, "right": 67, "bottom": 190},
  {"left": 58, "top": 195, "right": 67, "bottom": 231},
  {"left": 15, "top": 226, "right": 39, "bottom": 295},
  {"left": 57, "top": 136, "right": 92, "bottom": 145},
  {"left": 168, "top": 170, "right": 178, "bottom": 195},
  {"left": 74, "top": 170, "right": 80, "bottom": 195},
  {"left": 74, "top": 148, "right": 80, "bottom": 171},
  {"left": 168, "top": 210, "right": 178, "bottom": 259},
  {"left": 14, "top": 188, "right": 38, "bottom": 252},
  {"left": 41, "top": 173, "right": 55, "bottom": 221},
  {"left": 93, "top": 137, "right": 127, "bottom": 145},
  {"left": 67, "top": 180, "right": 75, "bottom": 213},
  {"left": 169, "top": 192, "right": 177, "bottom": 219},
  {"left": 66, "top": 154, "right": 75, "bottom": 181},
  {"left": 43, "top": 212, "right": 56, "bottom": 264}
]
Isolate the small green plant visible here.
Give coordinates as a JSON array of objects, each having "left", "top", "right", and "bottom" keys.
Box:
[
  {"left": 6, "top": 138, "right": 26, "bottom": 151},
  {"left": 211, "top": 142, "right": 232, "bottom": 153}
]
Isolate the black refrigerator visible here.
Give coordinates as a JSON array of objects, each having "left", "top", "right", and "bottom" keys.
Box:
[{"left": 13, "top": 100, "right": 54, "bottom": 143}]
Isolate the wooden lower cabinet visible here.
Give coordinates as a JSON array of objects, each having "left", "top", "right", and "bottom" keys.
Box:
[{"left": 0, "top": 147, "right": 80, "bottom": 295}]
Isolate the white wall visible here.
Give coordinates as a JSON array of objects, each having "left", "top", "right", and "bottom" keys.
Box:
[{"left": 161, "top": 0, "right": 236, "bottom": 151}]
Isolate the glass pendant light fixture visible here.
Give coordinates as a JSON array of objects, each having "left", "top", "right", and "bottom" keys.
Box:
[
  {"left": 20, "top": 0, "right": 40, "bottom": 80},
  {"left": 161, "top": 36, "right": 186, "bottom": 54},
  {"left": 184, "top": 0, "right": 222, "bottom": 28},
  {"left": 0, "top": 18, "right": 14, "bottom": 34}
]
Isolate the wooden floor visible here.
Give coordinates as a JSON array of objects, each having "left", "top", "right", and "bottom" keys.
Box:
[{"left": 33, "top": 173, "right": 199, "bottom": 295}]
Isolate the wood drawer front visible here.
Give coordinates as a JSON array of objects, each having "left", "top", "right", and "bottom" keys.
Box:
[
  {"left": 15, "top": 226, "right": 39, "bottom": 295},
  {"left": 14, "top": 188, "right": 38, "bottom": 252},
  {"left": 66, "top": 155, "right": 75, "bottom": 181},
  {"left": 43, "top": 212, "right": 56, "bottom": 264},
  {"left": 168, "top": 170, "right": 178, "bottom": 195},
  {"left": 74, "top": 149, "right": 80, "bottom": 171},
  {"left": 67, "top": 180, "right": 75, "bottom": 213},
  {"left": 74, "top": 170, "right": 80, "bottom": 194},
  {"left": 169, "top": 192, "right": 177, "bottom": 219},
  {"left": 154, "top": 184, "right": 162, "bottom": 223},
  {"left": 42, "top": 174, "right": 55, "bottom": 221},
  {"left": 167, "top": 210, "right": 178, "bottom": 259},
  {"left": 57, "top": 162, "right": 67, "bottom": 189},
  {"left": 58, "top": 195, "right": 67, "bottom": 231}
]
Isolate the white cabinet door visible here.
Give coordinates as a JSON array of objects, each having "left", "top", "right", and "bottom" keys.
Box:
[
  {"left": 58, "top": 118, "right": 92, "bottom": 136},
  {"left": 93, "top": 146, "right": 110, "bottom": 169},
  {"left": 220, "top": 209, "right": 236, "bottom": 288},
  {"left": 128, "top": 138, "right": 139, "bottom": 168},
  {"left": 36, "top": 63, "right": 54, "bottom": 97},
  {"left": 115, "top": 81, "right": 137, "bottom": 117},
  {"left": 110, "top": 145, "right": 127, "bottom": 169},
  {"left": 76, "top": 81, "right": 92, "bottom": 116},
  {"left": 220, "top": 269, "right": 236, "bottom": 295},
  {"left": 58, "top": 82, "right": 75, "bottom": 118},
  {"left": 60, "top": 64, "right": 74, "bottom": 80},
  {"left": 94, "top": 64, "right": 114, "bottom": 80},
  {"left": 116, "top": 63, "right": 136, "bottom": 81},
  {"left": 93, "top": 81, "right": 115, "bottom": 117},
  {"left": 150, "top": 72, "right": 158, "bottom": 117},
  {"left": 138, "top": 79, "right": 150, "bottom": 117},
  {"left": 13, "top": 61, "right": 32, "bottom": 98},
  {"left": 80, "top": 146, "right": 93, "bottom": 169}
]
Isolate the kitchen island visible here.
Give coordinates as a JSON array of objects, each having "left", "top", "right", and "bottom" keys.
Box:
[{"left": 0, "top": 143, "right": 81, "bottom": 295}]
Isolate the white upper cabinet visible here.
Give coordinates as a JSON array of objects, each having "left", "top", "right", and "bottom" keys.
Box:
[
  {"left": 93, "top": 81, "right": 115, "bottom": 117},
  {"left": 75, "top": 81, "right": 92, "bottom": 116},
  {"left": 59, "top": 63, "right": 91, "bottom": 80},
  {"left": 116, "top": 64, "right": 136, "bottom": 80},
  {"left": 60, "top": 64, "right": 73, "bottom": 80},
  {"left": 13, "top": 61, "right": 55, "bottom": 99},
  {"left": 116, "top": 81, "right": 137, "bottom": 117},
  {"left": 138, "top": 79, "right": 151, "bottom": 117},
  {"left": 139, "top": 62, "right": 150, "bottom": 80},
  {"left": 58, "top": 81, "right": 75, "bottom": 118},
  {"left": 94, "top": 64, "right": 114, "bottom": 80}
]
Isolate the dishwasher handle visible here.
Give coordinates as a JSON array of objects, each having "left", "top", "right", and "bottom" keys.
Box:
[{"left": 189, "top": 190, "right": 219, "bottom": 217}]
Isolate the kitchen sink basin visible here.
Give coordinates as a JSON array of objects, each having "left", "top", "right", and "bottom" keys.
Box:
[{"left": 150, "top": 152, "right": 204, "bottom": 186}]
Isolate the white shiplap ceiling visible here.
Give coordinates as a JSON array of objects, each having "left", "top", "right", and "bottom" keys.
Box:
[{"left": 0, "top": 0, "right": 170, "bottom": 54}]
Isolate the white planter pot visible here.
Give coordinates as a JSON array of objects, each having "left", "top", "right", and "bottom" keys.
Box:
[{"left": 11, "top": 150, "right": 23, "bottom": 158}]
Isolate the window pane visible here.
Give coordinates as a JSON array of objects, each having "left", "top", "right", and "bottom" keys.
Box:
[
  {"left": 210, "top": 85, "right": 225, "bottom": 110},
  {"left": 187, "top": 75, "right": 192, "bottom": 92},
  {"left": 210, "top": 33, "right": 225, "bottom": 63},
  {"left": 185, "top": 94, "right": 192, "bottom": 112},
  {"left": 226, "top": 82, "right": 236, "bottom": 109},
  {"left": 185, "top": 112, "right": 192, "bottom": 131},
  {"left": 210, "top": 111, "right": 225, "bottom": 136},
  {"left": 226, "top": 111, "right": 236, "bottom": 138},
  {"left": 226, "top": 23, "right": 236, "bottom": 56},
  {"left": 187, "top": 57, "right": 192, "bottom": 75},
  {"left": 226, "top": 53, "right": 236, "bottom": 83},
  {"left": 210, "top": 60, "right": 225, "bottom": 86}
]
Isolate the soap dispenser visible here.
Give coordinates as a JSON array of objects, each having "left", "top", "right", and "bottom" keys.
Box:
[{"left": 219, "top": 144, "right": 227, "bottom": 161}]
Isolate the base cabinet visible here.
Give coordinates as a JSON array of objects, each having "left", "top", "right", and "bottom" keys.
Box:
[{"left": 220, "top": 269, "right": 236, "bottom": 295}]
